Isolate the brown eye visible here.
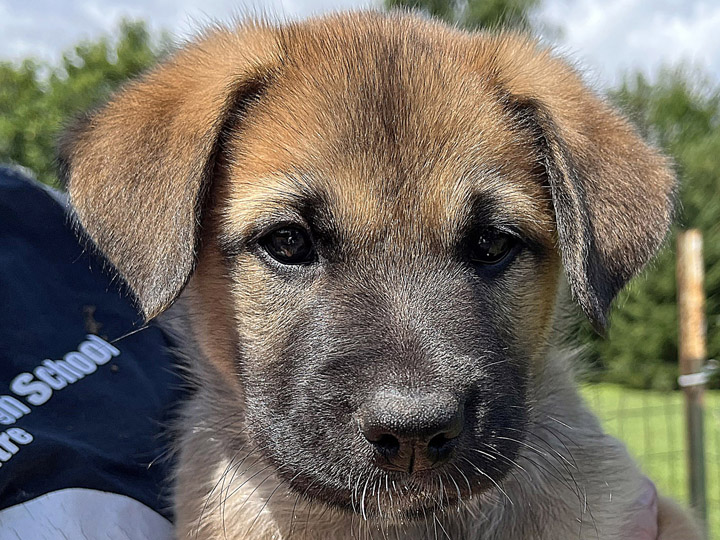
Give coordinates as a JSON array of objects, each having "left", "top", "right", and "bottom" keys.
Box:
[
  {"left": 470, "top": 228, "right": 518, "bottom": 266},
  {"left": 260, "top": 226, "right": 315, "bottom": 265}
]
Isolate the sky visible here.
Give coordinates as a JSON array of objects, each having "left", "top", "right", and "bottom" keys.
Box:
[{"left": 1, "top": 0, "right": 719, "bottom": 89}]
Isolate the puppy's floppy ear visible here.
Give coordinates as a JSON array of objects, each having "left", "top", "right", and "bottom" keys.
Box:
[
  {"left": 60, "top": 24, "right": 280, "bottom": 320},
  {"left": 488, "top": 36, "right": 676, "bottom": 331}
]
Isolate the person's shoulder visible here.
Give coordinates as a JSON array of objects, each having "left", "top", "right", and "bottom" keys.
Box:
[
  {"left": 0, "top": 164, "right": 67, "bottom": 204},
  {"left": 0, "top": 488, "right": 173, "bottom": 540}
]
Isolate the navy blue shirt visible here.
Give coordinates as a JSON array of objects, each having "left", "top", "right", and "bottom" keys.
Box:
[{"left": 0, "top": 165, "right": 184, "bottom": 521}]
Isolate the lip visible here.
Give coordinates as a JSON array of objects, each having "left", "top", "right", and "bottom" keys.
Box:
[
  {"left": 257, "top": 394, "right": 526, "bottom": 518},
  {"left": 277, "top": 454, "right": 492, "bottom": 520}
]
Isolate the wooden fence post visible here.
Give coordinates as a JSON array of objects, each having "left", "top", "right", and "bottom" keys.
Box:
[{"left": 676, "top": 229, "right": 707, "bottom": 530}]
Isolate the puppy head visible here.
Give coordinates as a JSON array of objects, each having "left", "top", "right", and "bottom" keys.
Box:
[{"left": 62, "top": 13, "right": 675, "bottom": 519}]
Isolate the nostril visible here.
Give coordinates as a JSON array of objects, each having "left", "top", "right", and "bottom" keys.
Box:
[
  {"left": 371, "top": 433, "right": 400, "bottom": 456},
  {"left": 426, "top": 410, "right": 463, "bottom": 464},
  {"left": 428, "top": 432, "right": 450, "bottom": 450},
  {"left": 427, "top": 432, "right": 455, "bottom": 462},
  {"left": 358, "top": 389, "right": 464, "bottom": 471}
]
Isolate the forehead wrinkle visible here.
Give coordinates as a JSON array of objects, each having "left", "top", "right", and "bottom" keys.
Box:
[
  {"left": 325, "top": 181, "right": 382, "bottom": 243},
  {"left": 407, "top": 160, "right": 554, "bottom": 248},
  {"left": 223, "top": 172, "right": 326, "bottom": 235},
  {"left": 469, "top": 172, "right": 556, "bottom": 244},
  {"left": 221, "top": 24, "right": 555, "bottom": 252}
]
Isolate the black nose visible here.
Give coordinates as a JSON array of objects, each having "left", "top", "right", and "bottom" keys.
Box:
[{"left": 358, "top": 389, "right": 463, "bottom": 473}]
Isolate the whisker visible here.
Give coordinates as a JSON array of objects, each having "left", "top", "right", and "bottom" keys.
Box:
[
  {"left": 434, "top": 511, "right": 452, "bottom": 540},
  {"left": 360, "top": 476, "right": 371, "bottom": 521},
  {"left": 245, "top": 476, "right": 291, "bottom": 536},
  {"left": 460, "top": 456, "right": 513, "bottom": 506}
]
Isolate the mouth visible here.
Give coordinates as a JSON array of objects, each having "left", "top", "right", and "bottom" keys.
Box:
[
  {"left": 274, "top": 446, "right": 516, "bottom": 521},
  {"left": 242, "top": 357, "right": 529, "bottom": 523},
  {"left": 247, "top": 384, "right": 528, "bottom": 521}
]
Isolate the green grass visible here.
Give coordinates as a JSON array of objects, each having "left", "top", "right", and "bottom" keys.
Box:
[{"left": 581, "top": 383, "right": 720, "bottom": 538}]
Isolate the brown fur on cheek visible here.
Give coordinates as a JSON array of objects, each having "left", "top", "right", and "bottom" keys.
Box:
[
  {"left": 183, "top": 235, "right": 241, "bottom": 386},
  {"left": 502, "top": 249, "right": 563, "bottom": 360},
  {"left": 229, "top": 255, "right": 303, "bottom": 368}
]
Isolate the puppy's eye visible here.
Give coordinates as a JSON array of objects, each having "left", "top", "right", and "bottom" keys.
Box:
[
  {"left": 469, "top": 228, "right": 518, "bottom": 266},
  {"left": 260, "top": 226, "right": 315, "bottom": 265}
]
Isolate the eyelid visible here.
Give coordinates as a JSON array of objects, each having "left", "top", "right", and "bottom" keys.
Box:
[
  {"left": 484, "top": 224, "right": 522, "bottom": 240},
  {"left": 468, "top": 196, "right": 551, "bottom": 249},
  {"left": 249, "top": 219, "right": 312, "bottom": 245},
  {"left": 480, "top": 222, "right": 552, "bottom": 255},
  {"left": 218, "top": 213, "right": 310, "bottom": 258}
]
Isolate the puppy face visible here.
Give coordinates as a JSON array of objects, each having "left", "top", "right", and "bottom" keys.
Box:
[
  {"left": 61, "top": 12, "right": 675, "bottom": 521},
  {"left": 204, "top": 51, "right": 559, "bottom": 514}
]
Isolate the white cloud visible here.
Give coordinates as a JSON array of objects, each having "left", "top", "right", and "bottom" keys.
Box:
[
  {"left": 538, "top": 0, "right": 720, "bottom": 86},
  {"left": 0, "top": 0, "right": 377, "bottom": 65},
  {"left": 1, "top": 0, "right": 719, "bottom": 89}
]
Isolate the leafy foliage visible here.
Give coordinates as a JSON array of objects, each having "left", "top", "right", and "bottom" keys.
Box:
[
  {"left": 1, "top": 11, "right": 717, "bottom": 391},
  {"left": 579, "top": 70, "right": 720, "bottom": 390},
  {"left": 380, "top": 0, "right": 719, "bottom": 390},
  {"left": 0, "top": 21, "right": 165, "bottom": 186},
  {"left": 385, "top": 0, "right": 540, "bottom": 30}
]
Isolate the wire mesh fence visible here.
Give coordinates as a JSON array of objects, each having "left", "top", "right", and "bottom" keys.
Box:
[{"left": 582, "top": 384, "right": 720, "bottom": 538}]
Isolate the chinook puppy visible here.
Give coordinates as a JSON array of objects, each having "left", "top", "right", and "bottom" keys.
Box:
[{"left": 61, "top": 11, "right": 701, "bottom": 540}]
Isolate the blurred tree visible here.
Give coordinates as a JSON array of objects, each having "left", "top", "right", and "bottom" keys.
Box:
[
  {"left": 577, "top": 69, "right": 720, "bottom": 390},
  {"left": 0, "top": 21, "right": 166, "bottom": 186},
  {"left": 384, "top": 0, "right": 540, "bottom": 29},
  {"left": 382, "top": 0, "right": 718, "bottom": 390},
  {"left": 2, "top": 11, "right": 717, "bottom": 391}
]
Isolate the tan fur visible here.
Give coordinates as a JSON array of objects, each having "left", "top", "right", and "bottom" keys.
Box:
[{"left": 62, "top": 11, "right": 701, "bottom": 540}]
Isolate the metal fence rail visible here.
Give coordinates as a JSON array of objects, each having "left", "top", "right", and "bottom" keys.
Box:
[{"left": 583, "top": 384, "right": 720, "bottom": 539}]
